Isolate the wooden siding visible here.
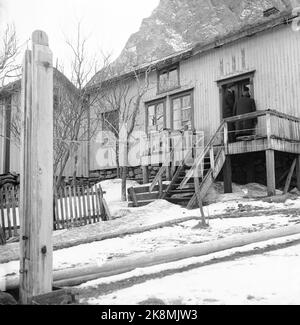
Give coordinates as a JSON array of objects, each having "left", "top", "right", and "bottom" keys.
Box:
[{"left": 180, "top": 24, "right": 300, "bottom": 141}]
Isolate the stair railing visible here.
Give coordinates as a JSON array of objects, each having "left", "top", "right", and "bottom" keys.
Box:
[
  {"left": 180, "top": 122, "right": 226, "bottom": 189},
  {"left": 149, "top": 130, "right": 204, "bottom": 193}
]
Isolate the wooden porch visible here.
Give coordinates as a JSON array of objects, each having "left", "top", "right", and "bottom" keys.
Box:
[{"left": 128, "top": 110, "right": 300, "bottom": 208}]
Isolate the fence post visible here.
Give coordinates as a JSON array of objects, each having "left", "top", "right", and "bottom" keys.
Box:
[{"left": 19, "top": 31, "right": 53, "bottom": 304}]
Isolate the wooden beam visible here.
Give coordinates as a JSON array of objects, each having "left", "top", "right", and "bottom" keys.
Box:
[
  {"left": 296, "top": 155, "right": 300, "bottom": 191},
  {"left": 142, "top": 166, "right": 149, "bottom": 184},
  {"left": 223, "top": 155, "right": 232, "bottom": 193},
  {"left": 19, "top": 31, "right": 53, "bottom": 304},
  {"left": 194, "top": 177, "right": 207, "bottom": 227},
  {"left": 128, "top": 187, "right": 138, "bottom": 207},
  {"left": 284, "top": 158, "right": 297, "bottom": 194},
  {"left": 266, "top": 149, "right": 276, "bottom": 196}
]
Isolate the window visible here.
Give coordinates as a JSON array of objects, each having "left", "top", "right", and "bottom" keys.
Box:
[
  {"left": 102, "top": 110, "right": 119, "bottom": 133},
  {"left": 158, "top": 65, "right": 180, "bottom": 93},
  {"left": 171, "top": 92, "right": 193, "bottom": 131},
  {"left": 146, "top": 100, "right": 166, "bottom": 133}
]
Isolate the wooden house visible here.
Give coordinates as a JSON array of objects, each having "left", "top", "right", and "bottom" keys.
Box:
[
  {"left": 0, "top": 68, "right": 89, "bottom": 179},
  {"left": 87, "top": 8, "right": 300, "bottom": 207}
]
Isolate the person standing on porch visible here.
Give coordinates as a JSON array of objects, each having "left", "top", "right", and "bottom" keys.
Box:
[
  {"left": 222, "top": 84, "right": 235, "bottom": 142},
  {"left": 233, "top": 86, "right": 257, "bottom": 138}
]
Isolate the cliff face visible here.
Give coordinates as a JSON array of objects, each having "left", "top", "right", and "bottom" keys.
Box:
[
  {"left": 90, "top": 0, "right": 293, "bottom": 84},
  {"left": 115, "top": 0, "right": 291, "bottom": 67}
]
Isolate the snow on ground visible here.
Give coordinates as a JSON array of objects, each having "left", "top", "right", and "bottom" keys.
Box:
[
  {"left": 81, "top": 242, "right": 300, "bottom": 305},
  {"left": 1, "top": 209, "right": 299, "bottom": 283},
  {"left": 1, "top": 180, "right": 300, "bottom": 295},
  {"left": 93, "top": 179, "right": 140, "bottom": 217}
]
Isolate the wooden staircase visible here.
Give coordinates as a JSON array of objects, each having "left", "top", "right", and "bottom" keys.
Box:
[{"left": 128, "top": 122, "right": 227, "bottom": 209}]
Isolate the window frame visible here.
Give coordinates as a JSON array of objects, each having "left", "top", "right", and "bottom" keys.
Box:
[
  {"left": 170, "top": 90, "right": 194, "bottom": 132},
  {"left": 145, "top": 98, "right": 167, "bottom": 134},
  {"left": 157, "top": 64, "right": 180, "bottom": 94}
]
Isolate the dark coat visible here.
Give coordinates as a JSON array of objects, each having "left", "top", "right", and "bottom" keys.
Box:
[
  {"left": 222, "top": 89, "right": 235, "bottom": 118},
  {"left": 233, "top": 95, "right": 257, "bottom": 137}
]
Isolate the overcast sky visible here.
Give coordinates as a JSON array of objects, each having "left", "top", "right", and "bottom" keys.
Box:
[{"left": 0, "top": 0, "right": 159, "bottom": 79}]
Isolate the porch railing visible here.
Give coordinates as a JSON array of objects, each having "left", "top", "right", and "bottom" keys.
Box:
[{"left": 223, "top": 109, "right": 300, "bottom": 148}]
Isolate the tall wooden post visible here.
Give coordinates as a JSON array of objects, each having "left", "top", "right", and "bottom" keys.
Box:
[
  {"left": 266, "top": 150, "right": 276, "bottom": 196},
  {"left": 142, "top": 166, "right": 149, "bottom": 184},
  {"left": 296, "top": 155, "right": 300, "bottom": 191},
  {"left": 19, "top": 31, "right": 53, "bottom": 304},
  {"left": 223, "top": 156, "right": 232, "bottom": 194}
]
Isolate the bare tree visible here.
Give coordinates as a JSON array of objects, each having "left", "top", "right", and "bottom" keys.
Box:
[
  {"left": 0, "top": 24, "right": 21, "bottom": 87},
  {"left": 99, "top": 64, "right": 152, "bottom": 201},
  {"left": 54, "top": 22, "right": 110, "bottom": 187}
]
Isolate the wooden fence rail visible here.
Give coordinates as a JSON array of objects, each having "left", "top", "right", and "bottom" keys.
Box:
[{"left": 0, "top": 184, "right": 111, "bottom": 243}]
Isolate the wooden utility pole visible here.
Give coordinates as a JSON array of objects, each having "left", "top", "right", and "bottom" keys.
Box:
[{"left": 19, "top": 31, "right": 54, "bottom": 304}]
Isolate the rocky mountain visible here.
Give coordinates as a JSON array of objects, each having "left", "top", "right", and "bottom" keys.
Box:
[
  {"left": 90, "top": 0, "right": 293, "bottom": 84},
  {"left": 118, "top": 0, "right": 292, "bottom": 64}
]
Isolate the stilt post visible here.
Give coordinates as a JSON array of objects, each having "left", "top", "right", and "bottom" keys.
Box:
[
  {"left": 266, "top": 149, "right": 276, "bottom": 196},
  {"left": 223, "top": 155, "right": 232, "bottom": 193}
]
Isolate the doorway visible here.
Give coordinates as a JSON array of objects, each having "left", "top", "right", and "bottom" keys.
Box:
[{"left": 218, "top": 71, "right": 255, "bottom": 121}]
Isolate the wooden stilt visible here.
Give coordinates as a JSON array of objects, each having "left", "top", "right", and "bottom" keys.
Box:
[
  {"left": 223, "top": 155, "right": 232, "bottom": 194},
  {"left": 266, "top": 149, "right": 276, "bottom": 196},
  {"left": 296, "top": 155, "right": 300, "bottom": 191},
  {"left": 142, "top": 166, "right": 149, "bottom": 184},
  {"left": 284, "top": 158, "right": 297, "bottom": 194}
]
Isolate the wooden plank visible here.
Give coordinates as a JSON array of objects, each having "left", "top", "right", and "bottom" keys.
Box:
[
  {"left": 134, "top": 192, "right": 160, "bottom": 201},
  {"left": 86, "top": 186, "right": 92, "bottom": 224},
  {"left": 53, "top": 187, "right": 59, "bottom": 230},
  {"left": 128, "top": 187, "right": 138, "bottom": 207},
  {"left": 0, "top": 225, "right": 5, "bottom": 245},
  {"left": 59, "top": 188, "right": 65, "bottom": 228},
  {"left": 72, "top": 186, "right": 79, "bottom": 226},
  {"left": 81, "top": 186, "right": 88, "bottom": 225},
  {"left": 187, "top": 149, "right": 226, "bottom": 209},
  {"left": 102, "top": 198, "right": 112, "bottom": 221},
  {"left": 68, "top": 186, "right": 74, "bottom": 226},
  {"left": 149, "top": 166, "right": 167, "bottom": 192},
  {"left": 97, "top": 187, "right": 105, "bottom": 221},
  {"left": 91, "top": 187, "right": 97, "bottom": 223},
  {"left": 296, "top": 156, "right": 300, "bottom": 191},
  {"left": 266, "top": 149, "right": 276, "bottom": 196},
  {"left": 209, "top": 147, "right": 215, "bottom": 171},
  {"left": 94, "top": 186, "right": 101, "bottom": 223},
  {"left": 158, "top": 177, "right": 163, "bottom": 198},
  {"left": 63, "top": 186, "right": 69, "bottom": 227},
  {"left": 223, "top": 156, "right": 233, "bottom": 194},
  {"left": 0, "top": 188, "right": 6, "bottom": 239},
  {"left": 224, "top": 122, "right": 228, "bottom": 152},
  {"left": 284, "top": 158, "right": 297, "bottom": 194},
  {"left": 130, "top": 184, "right": 168, "bottom": 194},
  {"left": 77, "top": 186, "right": 83, "bottom": 224},
  {"left": 6, "top": 188, "right": 12, "bottom": 238},
  {"left": 266, "top": 112, "right": 272, "bottom": 147}
]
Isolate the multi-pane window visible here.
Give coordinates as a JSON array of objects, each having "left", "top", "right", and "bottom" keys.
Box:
[
  {"left": 172, "top": 92, "right": 193, "bottom": 131},
  {"left": 158, "top": 66, "right": 179, "bottom": 93},
  {"left": 147, "top": 101, "right": 165, "bottom": 133}
]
